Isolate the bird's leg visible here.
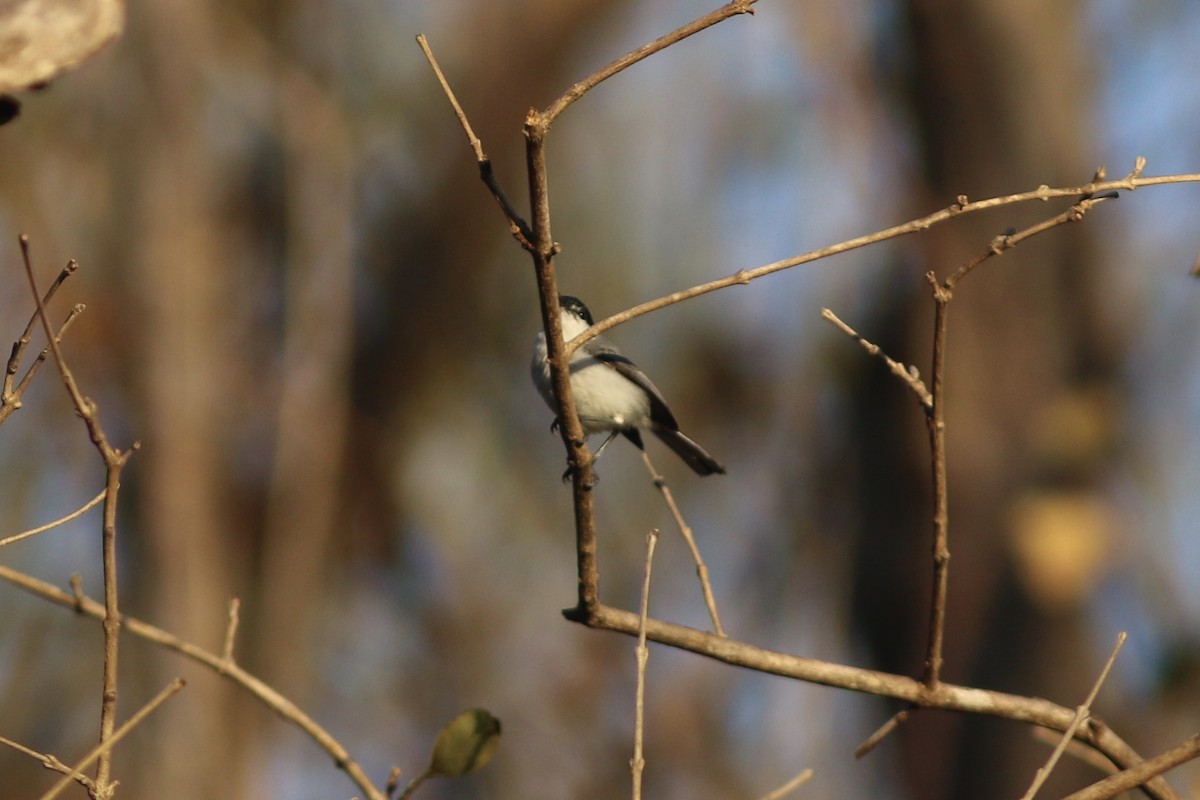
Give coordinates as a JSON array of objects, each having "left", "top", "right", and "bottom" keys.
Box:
[
  {"left": 559, "top": 431, "right": 612, "bottom": 487},
  {"left": 592, "top": 430, "right": 618, "bottom": 462}
]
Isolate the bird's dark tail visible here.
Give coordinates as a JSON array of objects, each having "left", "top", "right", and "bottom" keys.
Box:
[{"left": 650, "top": 427, "right": 726, "bottom": 476}]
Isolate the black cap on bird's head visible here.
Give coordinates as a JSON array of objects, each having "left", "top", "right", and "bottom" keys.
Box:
[{"left": 558, "top": 295, "right": 594, "bottom": 326}]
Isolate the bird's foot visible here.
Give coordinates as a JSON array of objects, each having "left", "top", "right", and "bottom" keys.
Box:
[{"left": 561, "top": 463, "right": 599, "bottom": 489}]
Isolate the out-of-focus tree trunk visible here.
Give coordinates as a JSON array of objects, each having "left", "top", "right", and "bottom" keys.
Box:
[
  {"left": 117, "top": 2, "right": 248, "bottom": 796},
  {"left": 849, "top": 2, "right": 1116, "bottom": 798}
]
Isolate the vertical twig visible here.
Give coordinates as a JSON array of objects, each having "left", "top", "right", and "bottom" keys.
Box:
[
  {"left": 523, "top": 111, "right": 601, "bottom": 615},
  {"left": 631, "top": 530, "right": 659, "bottom": 799},
  {"left": 418, "top": 5, "right": 760, "bottom": 622},
  {"left": 20, "top": 236, "right": 137, "bottom": 796},
  {"left": 922, "top": 275, "right": 952, "bottom": 688},
  {"left": 221, "top": 596, "right": 241, "bottom": 666}
]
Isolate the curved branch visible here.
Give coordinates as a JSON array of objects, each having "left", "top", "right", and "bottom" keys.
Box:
[
  {"left": 566, "top": 602, "right": 1181, "bottom": 800},
  {"left": 0, "top": 564, "right": 388, "bottom": 800},
  {"left": 565, "top": 166, "right": 1200, "bottom": 355}
]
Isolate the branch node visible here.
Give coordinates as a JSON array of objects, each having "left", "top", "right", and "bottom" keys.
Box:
[
  {"left": 1126, "top": 155, "right": 1147, "bottom": 184},
  {"left": 69, "top": 574, "right": 86, "bottom": 612}
]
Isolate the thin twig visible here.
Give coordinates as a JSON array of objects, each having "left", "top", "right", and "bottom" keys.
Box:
[
  {"left": 414, "top": 34, "right": 482, "bottom": 160},
  {"left": 1020, "top": 632, "right": 1127, "bottom": 800},
  {"left": 0, "top": 737, "right": 96, "bottom": 794},
  {"left": 640, "top": 451, "right": 725, "bottom": 636},
  {"left": 397, "top": 769, "right": 431, "bottom": 800},
  {"left": 1031, "top": 727, "right": 1119, "bottom": 775},
  {"left": 38, "top": 678, "right": 186, "bottom": 800},
  {"left": 0, "top": 489, "right": 106, "bottom": 549},
  {"left": 563, "top": 163, "right": 1183, "bottom": 356},
  {"left": 920, "top": 194, "right": 1115, "bottom": 689},
  {"left": 1060, "top": 734, "right": 1200, "bottom": 800},
  {"left": 921, "top": 276, "right": 951, "bottom": 689},
  {"left": 19, "top": 236, "right": 136, "bottom": 794},
  {"left": 755, "top": 768, "right": 814, "bottom": 800},
  {"left": 9, "top": 304, "right": 86, "bottom": 407},
  {"left": 2, "top": 258, "right": 83, "bottom": 425},
  {"left": 944, "top": 194, "right": 1116, "bottom": 290},
  {"left": 0, "top": 564, "right": 389, "bottom": 800},
  {"left": 414, "top": 34, "right": 533, "bottom": 248},
  {"left": 542, "top": 1, "right": 758, "bottom": 126},
  {"left": 821, "top": 309, "right": 931, "bottom": 407},
  {"left": 4, "top": 260, "right": 78, "bottom": 401},
  {"left": 631, "top": 530, "right": 659, "bottom": 800},
  {"left": 854, "top": 707, "right": 914, "bottom": 758}
]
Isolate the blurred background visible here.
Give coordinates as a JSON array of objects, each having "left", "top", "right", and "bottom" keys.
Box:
[{"left": 0, "top": 1, "right": 1198, "bottom": 798}]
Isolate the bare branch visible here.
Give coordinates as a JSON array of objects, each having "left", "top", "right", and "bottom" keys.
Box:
[
  {"left": 1061, "top": 735, "right": 1200, "bottom": 800},
  {"left": 0, "top": 736, "right": 96, "bottom": 794},
  {"left": 414, "top": 34, "right": 533, "bottom": 248},
  {"left": 631, "top": 530, "right": 659, "bottom": 800},
  {"left": 542, "top": 1, "right": 758, "bottom": 126},
  {"left": 0, "top": 564, "right": 389, "bottom": 800},
  {"left": 821, "top": 309, "right": 932, "bottom": 407},
  {"left": 755, "top": 768, "right": 814, "bottom": 800},
  {"left": 570, "top": 602, "right": 1181, "bottom": 800},
  {"left": 0, "top": 489, "right": 106, "bottom": 549},
  {"left": 1020, "top": 632, "right": 1127, "bottom": 800},
  {"left": 18, "top": 235, "right": 138, "bottom": 794},
  {"left": 2, "top": 257, "right": 81, "bottom": 424},
  {"left": 922, "top": 275, "right": 951, "bottom": 688},
  {"left": 854, "top": 707, "right": 913, "bottom": 758},
  {"left": 564, "top": 165, "right": 1194, "bottom": 355},
  {"left": 640, "top": 451, "right": 725, "bottom": 636},
  {"left": 38, "top": 678, "right": 186, "bottom": 800}
]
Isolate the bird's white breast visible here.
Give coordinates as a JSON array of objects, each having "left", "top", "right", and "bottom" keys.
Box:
[{"left": 531, "top": 318, "right": 650, "bottom": 434}]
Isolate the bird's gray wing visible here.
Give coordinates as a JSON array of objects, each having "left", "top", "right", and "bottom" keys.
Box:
[{"left": 588, "top": 341, "right": 680, "bottom": 430}]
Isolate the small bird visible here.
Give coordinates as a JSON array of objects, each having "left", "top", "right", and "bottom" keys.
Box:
[{"left": 531, "top": 295, "right": 725, "bottom": 476}]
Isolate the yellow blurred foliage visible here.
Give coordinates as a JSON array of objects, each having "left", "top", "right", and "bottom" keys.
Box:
[{"left": 1009, "top": 491, "right": 1115, "bottom": 612}]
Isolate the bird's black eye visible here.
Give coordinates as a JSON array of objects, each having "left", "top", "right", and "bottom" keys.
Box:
[{"left": 559, "top": 295, "right": 594, "bottom": 325}]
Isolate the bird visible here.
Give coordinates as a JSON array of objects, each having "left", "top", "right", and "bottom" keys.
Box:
[{"left": 531, "top": 295, "right": 725, "bottom": 476}]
